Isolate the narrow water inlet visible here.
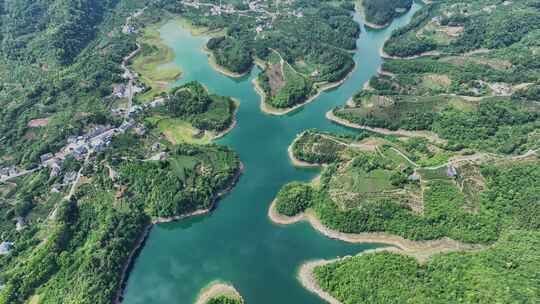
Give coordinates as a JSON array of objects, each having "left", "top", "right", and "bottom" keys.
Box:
[{"left": 121, "top": 3, "right": 424, "bottom": 304}]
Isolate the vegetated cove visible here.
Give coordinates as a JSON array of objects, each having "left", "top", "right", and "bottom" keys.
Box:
[{"left": 122, "top": 4, "right": 422, "bottom": 304}]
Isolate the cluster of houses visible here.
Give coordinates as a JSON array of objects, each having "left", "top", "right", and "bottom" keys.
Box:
[
  {"left": 0, "top": 241, "right": 13, "bottom": 255},
  {"left": 122, "top": 8, "right": 145, "bottom": 34},
  {"left": 407, "top": 164, "right": 458, "bottom": 182},
  {"left": 35, "top": 118, "right": 151, "bottom": 181},
  {"left": 122, "top": 24, "right": 137, "bottom": 34},
  {"left": 209, "top": 3, "right": 236, "bottom": 16},
  {"left": 0, "top": 166, "right": 19, "bottom": 180},
  {"left": 38, "top": 125, "right": 118, "bottom": 179},
  {"left": 112, "top": 83, "right": 144, "bottom": 99},
  {"left": 112, "top": 96, "right": 167, "bottom": 118}
]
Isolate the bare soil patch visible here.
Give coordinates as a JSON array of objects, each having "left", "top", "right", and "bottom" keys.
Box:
[
  {"left": 267, "top": 62, "right": 285, "bottom": 96},
  {"left": 27, "top": 118, "right": 50, "bottom": 128}
]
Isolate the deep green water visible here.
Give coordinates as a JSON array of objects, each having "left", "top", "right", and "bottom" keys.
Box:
[{"left": 123, "top": 4, "right": 421, "bottom": 304}]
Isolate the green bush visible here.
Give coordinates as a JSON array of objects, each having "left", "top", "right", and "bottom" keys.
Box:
[
  {"left": 207, "top": 295, "right": 242, "bottom": 304},
  {"left": 275, "top": 182, "right": 314, "bottom": 216}
]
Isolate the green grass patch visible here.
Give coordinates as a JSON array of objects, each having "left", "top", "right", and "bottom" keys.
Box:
[
  {"left": 131, "top": 21, "right": 182, "bottom": 101},
  {"left": 152, "top": 117, "right": 212, "bottom": 145},
  {"left": 330, "top": 167, "right": 396, "bottom": 194}
]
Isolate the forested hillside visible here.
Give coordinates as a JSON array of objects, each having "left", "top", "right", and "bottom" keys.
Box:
[
  {"left": 3, "top": 0, "right": 123, "bottom": 64},
  {"left": 0, "top": 0, "right": 142, "bottom": 166},
  {"left": 272, "top": 0, "right": 540, "bottom": 302},
  {"left": 315, "top": 230, "right": 540, "bottom": 303},
  {"left": 333, "top": 0, "right": 540, "bottom": 155},
  {"left": 362, "top": 0, "right": 413, "bottom": 27},
  {"left": 0, "top": 1, "right": 242, "bottom": 303},
  {"left": 174, "top": 0, "right": 361, "bottom": 110}
]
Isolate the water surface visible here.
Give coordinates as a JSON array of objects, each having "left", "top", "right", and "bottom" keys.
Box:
[{"left": 123, "top": 4, "right": 422, "bottom": 304}]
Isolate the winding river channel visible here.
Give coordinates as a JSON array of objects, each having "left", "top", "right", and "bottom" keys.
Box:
[{"left": 123, "top": 3, "right": 422, "bottom": 304}]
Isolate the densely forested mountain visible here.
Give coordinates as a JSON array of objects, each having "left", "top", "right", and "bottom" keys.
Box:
[
  {"left": 0, "top": 1, "right": 242, "bottom": 303},
  {"left": 3, "top": 0, "right": 122, "bottom": 64}
]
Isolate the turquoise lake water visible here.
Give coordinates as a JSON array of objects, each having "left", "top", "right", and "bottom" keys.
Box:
[{"left": 123, "top": 4, "right": 422, "bottom": 303}]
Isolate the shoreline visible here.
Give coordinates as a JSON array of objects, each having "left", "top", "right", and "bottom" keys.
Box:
[
  {"left": 379, "top": 46, "right": 442, "bottom": 60},
  {"left": 298, "top": 247, "right": 404, "bottom": 304},
  {"left": 357, "top": 0, "right": 389, "bottom": 30},
  {"left": 114, "top": 162, "right": 244, "bottom": 304},
  {"left": 364, "top": 20, "right": 389, "bottom": 29},
  {"left": 326, "top": 110, "right": 445, "bottom": 144},
  {"left": 195, "top": 282, "right": 243, "bottom": 304},
  {"left": 298, "top": 259, "right": 342, "bottom": 304},
  {"left": 202, "top": 46, "right": 250, "bottom": 79},
  {"left": 267, "top": 199, "right": 306, "bottom": 225},
  {"left": 257, "top": 63, "right": 357, "bottom": 116},
  {"left": 287, "top": 134, "right": 322, "bottom": 168},
  {"left": 208, "top": 98, "right": 240, "bottom": 141},
  {"left": 268, "top": 202, "right": 483, "bottom": 263}
]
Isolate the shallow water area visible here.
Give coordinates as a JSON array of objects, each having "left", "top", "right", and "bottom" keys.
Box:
[{"left": 122, "top": 4, "right": 423, "bottom": 304}]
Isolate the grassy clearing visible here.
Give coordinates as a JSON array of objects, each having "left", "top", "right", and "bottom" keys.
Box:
[
  {"left": 418, "top": 21, "right": 461, "bottom": 45},
  {"left": 150, "top": 117, "right": 212, "bottom": 145},
  {"left": 131, "top": 22, "right": 182, "bottom": 101},
  {"left": 379, "top": 146, "right": 410, "bottom": 164},
  {"left": 170, "top": 155, "right": 199, "bottom": 180},
  {"left": 330, "top": 167, "right": 396, "bottom": 194},
  {"left": 173, "top": 17, "right": 226, "bottom": 37},
  {"left": 420, "top": 74, "right": 452, "bottom": 91}
]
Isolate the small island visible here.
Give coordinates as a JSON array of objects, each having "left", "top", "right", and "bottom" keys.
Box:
[{"left": 195, "top": 282, "right": 244, "bottom": 304}]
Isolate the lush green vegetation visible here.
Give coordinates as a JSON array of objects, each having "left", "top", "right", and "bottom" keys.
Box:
[
  {"left": 0, "top": 0, "right": 143, "bottom": 167},
  {"left": 174, "top": 0, "right": 359, "bottom": 108},
  {"left": 207, "top": 36, "right": 252, "bottom": 74},
  {"left": 0, "top": 1, "right": 243, "bottom": 303},
  {"left": 384, "top": 0, "right": 540, "bottom": 57},
  {"left": 154, "top": 81, "right": 236, "bottom": 132},
  {"left": 2, "top": 0, "right": 126, "bottom": 65},
  {"left": 279, "top": 127, "right": 540, "bottom": 244},
  {"left": 335, "top": 96, "right": 539, "bottom": 154},
  {"left": 258, "top": 63, "right": 315, "bottom": 108},
  {"left": 207, "top": 295, "right": 243, "bottom": 304},
  {"left": 319, "top": 154, "right": 538, "bottom": 243},
  {"left": 334, "top": 0, "right": 540, "bottom": 155},
  {"left": 291, "top": 130, "right": 374, "bottom": 164},
  {"left": 118, "top": 143, "right": 240, "bottom": 218},
  {"left": 363, "top": 0, "right": 412, "bottom": 26},
  {"left": 280, "top": 128, "right": 540, "bottom": 302},
  {"left": 0, "top": 131, "right": 240, "bottom": 304},
  {"left": 315, "top": 230, "right": 540, "bottom": 304},
  {"left": 292, "top": 2, "right": 540, "bottom": 300},
  {"left": 275, "top": 182, "right": 314, "bottom": 217}
]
